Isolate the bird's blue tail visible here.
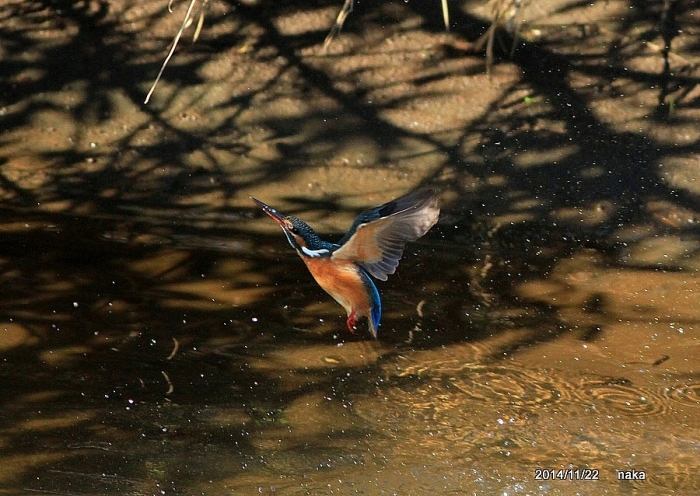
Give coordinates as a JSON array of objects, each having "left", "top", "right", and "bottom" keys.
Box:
[{"left": 359, "top": 269, "right": 382, "bottom": 339}]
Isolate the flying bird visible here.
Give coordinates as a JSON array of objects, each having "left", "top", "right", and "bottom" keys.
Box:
[{"left": 252, "top": 190, "right": 439, "bottom": 338}]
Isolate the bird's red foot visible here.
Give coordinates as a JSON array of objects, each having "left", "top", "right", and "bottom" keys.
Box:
[{"left": 346, "top": 310, "right": 357, "bottom": 334}]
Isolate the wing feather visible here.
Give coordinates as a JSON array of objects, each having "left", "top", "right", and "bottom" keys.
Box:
[{"left": 332, "top": 190, "right": 439, "bottom": 281}]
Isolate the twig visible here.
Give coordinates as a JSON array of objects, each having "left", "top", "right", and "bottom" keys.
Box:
[
  {"left": 323, "top": 0, "right": 354, "bottom": 50},
  {"left": 441, "top": 0, "right": 449, "bottom": 31},
  {"left": 166, "top": 337, "right": 180, "bottom": 360},
  {"left": 144, "top": 0, "right": 207, "bottom": 104},
  {"left": 324, "top": 0, "right": 451, "bottom": 49},
  {"left": 162, "top": 370, "right": 174, "bottom": 395}
]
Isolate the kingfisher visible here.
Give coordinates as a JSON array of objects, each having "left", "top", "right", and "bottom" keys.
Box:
[{"left": 252, "top": 189, "right": 439, "bottom": 339}]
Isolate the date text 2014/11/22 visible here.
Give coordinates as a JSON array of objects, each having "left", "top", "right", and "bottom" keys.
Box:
[{"left": 534, "top": 469, "right": 600, "bottom": 481}]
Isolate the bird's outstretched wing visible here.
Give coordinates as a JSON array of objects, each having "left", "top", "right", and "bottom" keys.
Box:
[{"left": 332, "top": 189, "right": 440, "bottom": 281}]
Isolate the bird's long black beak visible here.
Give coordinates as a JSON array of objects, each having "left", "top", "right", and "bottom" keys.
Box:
[{"left": 251, "top": 197, "right": 287, "bottom": 227}]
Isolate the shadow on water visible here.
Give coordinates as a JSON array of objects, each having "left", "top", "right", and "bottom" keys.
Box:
[{"left": 1, "top": 0, "right": 700, "bottom": 493}]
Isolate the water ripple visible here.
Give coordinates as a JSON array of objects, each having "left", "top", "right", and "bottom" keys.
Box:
[
  {"left": 659, "top": 382, "right": 700, "bottom": 409},
  {"left": 576, "top": 380, "right": 667, "bottom": 416},
  {"left": 448, "top": 366, "right": 569, "bottom": 409}
]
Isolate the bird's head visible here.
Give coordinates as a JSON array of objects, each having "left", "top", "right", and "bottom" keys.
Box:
[{"left": 252, "top": 197, "right": 332, "bottom": 258}]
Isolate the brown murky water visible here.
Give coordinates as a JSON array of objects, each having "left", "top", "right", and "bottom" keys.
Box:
[{"left": 2, "top": 0, "right": 700, "bottom": 494}]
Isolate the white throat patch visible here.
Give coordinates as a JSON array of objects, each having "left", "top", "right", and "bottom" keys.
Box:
[{"left": 301, "top": 247, "right": 330, "bottom": 258}]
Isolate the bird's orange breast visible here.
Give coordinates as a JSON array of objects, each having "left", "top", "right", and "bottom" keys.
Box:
[{"left": 301, "top": 257, "right": 371, "bottom": 319}]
